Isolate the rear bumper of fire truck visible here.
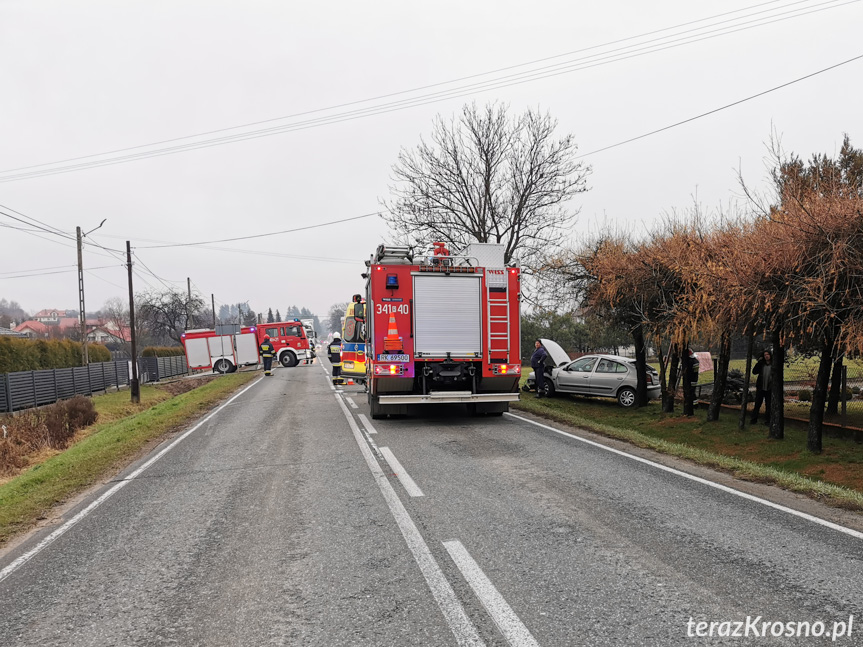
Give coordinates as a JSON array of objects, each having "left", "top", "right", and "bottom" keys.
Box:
[{"left": 379, "top": 391, "right": 520, "bottom": 405}]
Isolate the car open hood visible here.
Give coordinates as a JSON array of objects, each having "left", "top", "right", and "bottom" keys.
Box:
[{"left": 540, "top": 338, "right": 571, "bottom": 367}]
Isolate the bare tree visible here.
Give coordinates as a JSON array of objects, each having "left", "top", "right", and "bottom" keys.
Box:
[
  {"left": 384, "top": 102, "right": 590, "bottom": 268},
  {"left": 100, "top": 296, "right": 149, "bottom": 356},
  {"left": 327, "top": 302, "right": 348, "bottom": 335},
  {"left": 138, "top": 289, "right": 206, "bottom": 345}
]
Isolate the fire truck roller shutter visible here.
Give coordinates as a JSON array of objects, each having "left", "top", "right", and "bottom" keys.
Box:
[
  {"left": 185, "top": 337, "right": 211, "bottom": 369},
  {"left": 413, "top": 274, "right": 482, "bottom": 357}
]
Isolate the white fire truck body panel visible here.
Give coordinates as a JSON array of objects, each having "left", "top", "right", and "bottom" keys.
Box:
[
  {"left": 234, "top": 333, "right": 260, "bottom": 365},
  {"left": 412, "top": 274, "right": 482, "bottom": 357},
  {"left": 184, "top": 337, "right": 212, "bottom": 370}
]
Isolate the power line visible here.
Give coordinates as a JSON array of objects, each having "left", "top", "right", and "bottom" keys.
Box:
[
  {"left": 0, "top": 208, "right": 78, "bottom": 242},
  {"left": 576, "top": 52, "right": 863, "bottom": 158},
  {"left": 0, "top": 0, "right": 798, "bottom": 177},
  {"left": 137, "top": 211, "right": 381, "bottom": 248},
  {"left": 0, "top": 0, "right": 856, "bottom": 183},
  {"left": 0, "top": 265, "right": 120, "bottom": 280},
  {"left": 0, "top": 202, "right": 74, "bottom": 238}
]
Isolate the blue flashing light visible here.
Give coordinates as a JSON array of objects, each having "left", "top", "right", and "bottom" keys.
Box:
[{"left": 250, "top": 326, "right": 256, "bottom": 331}]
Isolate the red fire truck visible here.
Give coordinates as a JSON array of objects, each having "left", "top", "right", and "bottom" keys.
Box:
[
  {"left": 256, "top": 319, "right": 314, "bottom": 367},
  {"left": 364, "top": 242, "right": 521, "bottom": 418},
  {"left": 182, "top": 320, "right": 312, "bottom": 373}
]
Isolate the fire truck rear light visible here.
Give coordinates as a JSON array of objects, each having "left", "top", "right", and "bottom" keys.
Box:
[
  {"left": 493, "top": 364, "right": 520, "bottom": 375},
  {"left": 374, "top": 364, "right": 405, "bottom": 375}
]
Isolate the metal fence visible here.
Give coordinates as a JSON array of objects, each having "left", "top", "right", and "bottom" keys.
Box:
[
  {"left": 692, "top": 356, "right": 863, "bottom": 429},
  {"left": 0, "top": 356, "right": 190, "bottom": 413},
  {"left": 138, "top": 356, "right": 188, "bottom": 384},
  {"left": 0, "top": 361, "right": 130, "bottom": 413}
]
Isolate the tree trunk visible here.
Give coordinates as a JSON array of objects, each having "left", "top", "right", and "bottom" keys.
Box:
[
  {"left": 768, "top": 329, "right": 784, "bottom": 440},
  {"left": 807, "top": 328, "right": 835, "bottom": 454},
  {"left": 738, "top": 329, "right": 755, "bottom": 429},
  {"left": 655, "top": 336, "right": 668, "bottom": 409},
  {"left": 826, "top": 355, "right": 844, "bottom": 416},
  {"left": 663, "top": 342, "right": 680, "bottom": 413},
  {"left": 632, "top": 324, "right": 648, "bottom": 408},
  {"left": 707, "top": 330, "right": 732, "bottom": 422}
]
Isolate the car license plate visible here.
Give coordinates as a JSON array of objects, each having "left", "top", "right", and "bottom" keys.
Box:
[{"left": 378, "top": 354, "right": 409, "bottom": 362}]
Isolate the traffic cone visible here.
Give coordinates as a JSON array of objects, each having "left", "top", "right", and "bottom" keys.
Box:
[
  {"left": 384, "top": 314, "right": 403, "bottom": 352},
  {"left": 347, "top": 378, "right": 354, "bottom": 385}
]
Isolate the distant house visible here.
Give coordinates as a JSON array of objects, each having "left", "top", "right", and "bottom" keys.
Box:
[
  {"left": 86, "top": 323, "right": 130, "bottom": 345},
  {"left": 33, "top": 309, "right": 66, "bottom": 324},
  {"left": 13, "top": 320, "right": 50, "bottom": 338}
]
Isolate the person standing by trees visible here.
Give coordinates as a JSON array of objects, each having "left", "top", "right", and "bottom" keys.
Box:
[
  {"left": 750, "top": 349, "right": 772, "bottom": 424},
  {"left": 531, "top": 339, "right": 548, "bottom": 398}
]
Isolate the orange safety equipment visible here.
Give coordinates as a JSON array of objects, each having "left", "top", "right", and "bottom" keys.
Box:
[{"left": 383, "top": 314, "right": 403, "bottom": 352}]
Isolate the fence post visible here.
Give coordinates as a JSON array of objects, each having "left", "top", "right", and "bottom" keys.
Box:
[
  {"left": 87, "top": 364, "right": 92, "bottom": 396},
  {"left": 31, "top": 370, "right": 37, "bottom": 407},
  {"left": 3, "top": 375, "right": 11, "bottom": 414},
  {"left": 841, "top": 365, "right": 848, "bottom": 428}
]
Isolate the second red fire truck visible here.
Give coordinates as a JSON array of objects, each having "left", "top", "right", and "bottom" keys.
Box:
[
  {"left": 364, "top": 242, "right": 521, "bottom": 418},
  {"left": 182, "top": 320, "right": 313, "bottom": 373}
]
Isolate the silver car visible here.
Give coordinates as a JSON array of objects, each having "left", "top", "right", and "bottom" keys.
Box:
[{"left": 526, "top": 339, "right": 661, "bottom": 407}]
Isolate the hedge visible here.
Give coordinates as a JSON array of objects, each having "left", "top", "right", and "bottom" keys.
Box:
[
  {"left": 0, "top": 338, "right": 111, "bottom": 373},
  {"left": 141, "top": 346, "right": 185, "bottom": 358}
]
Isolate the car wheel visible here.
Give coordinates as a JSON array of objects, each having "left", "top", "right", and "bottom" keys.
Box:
[
  {"left": 280, "top": 352, "right": 298, "bottom": 368},
  {"left": 542, "top": 381, "right": 555, "bottom": 398},
  {"left": 617, "top": 387, "right": 636, "bottom": 408},
  {"left": 213, "top": 359, "right": 232, "bottom": 374}
]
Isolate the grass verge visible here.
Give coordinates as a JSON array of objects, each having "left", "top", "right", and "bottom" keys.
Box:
[
  {"left": 512, "top": 394, "right": 863, "bottom": 511},
  {"left": 0, "top": 372, "right": 258, "bottom": 545}
]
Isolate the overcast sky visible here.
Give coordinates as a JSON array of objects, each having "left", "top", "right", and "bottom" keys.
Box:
[{"left": 2, "top": 0, "right": 861, "bottom": 321}]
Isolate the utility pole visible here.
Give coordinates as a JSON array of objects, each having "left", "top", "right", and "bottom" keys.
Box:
[
  {"left": 76, "top": 227, "right": 88, "bottom": 365},
  {"left": 187, "top": 277, "right": 191, "bottom": 301},
  {"left": 75, "top": 219, "right": 106, "bottom": 366},
  {"left": 126, "top": 241, "right": 140, "bottom": 403},
  {"left": 211, "top": 294, "right": 216, "bottom": 328}
]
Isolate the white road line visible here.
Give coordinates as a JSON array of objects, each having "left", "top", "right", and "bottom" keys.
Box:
[
  {"left": 0, "top": 376, "right": 265, "bottom": 585},
  {"left": 358, "top": 413, "right": 377, "bottom": 434},
  {"left": 334, "top": 394, "right": 485, "bottom": 647},
  {"left": 504, "top": 412, "right": 863, "bottom": 542},
  {"left": 347, "top": 397, "right": 358, "bottom": 409},
  {"left": 443, "top": 540, "right": 540, "bottom": 647},
  {"left": 379, "top": 447, "right": 425, "bottom": 497}
]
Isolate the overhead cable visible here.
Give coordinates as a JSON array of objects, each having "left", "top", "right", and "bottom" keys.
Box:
[{"left": 0, "top": 0, "right": 857, "bottom": 183}]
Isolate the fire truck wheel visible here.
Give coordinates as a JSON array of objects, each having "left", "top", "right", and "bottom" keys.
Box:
[
  {"left": 213, "top": 359, "right": 233, "bottom": 374},
  {"left": 280, "top": 352, "right": 298, "bottom": 368}
]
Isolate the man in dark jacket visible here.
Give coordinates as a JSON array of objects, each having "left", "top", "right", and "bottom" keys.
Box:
[
  {"left": 751, "top": 349, "right": 772, "bottom": 424},
  {"left": 259, "top": 336, "right": 275, "bottom": 376},
  {"left": 531, "top": 339, "right": 549, "bottom": 398}
]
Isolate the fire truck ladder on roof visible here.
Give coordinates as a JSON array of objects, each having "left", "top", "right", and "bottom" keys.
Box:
[{"left": 487, "top": 283, "right": 510, "bottom": 362}]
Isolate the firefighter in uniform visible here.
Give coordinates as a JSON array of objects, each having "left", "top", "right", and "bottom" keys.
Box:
[
  {"left": 328, "top": 332, "right": 343, "bottom": 384},
  {"left": 260, "top": 336, "right": 276, "bottom": 376}
]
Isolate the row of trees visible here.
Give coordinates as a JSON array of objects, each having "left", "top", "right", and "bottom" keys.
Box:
[
  {"left": 543, "top": 136, "right": 862, "bottom": 452},
  {"left": 384, "top": 101, "right": 860, "bottom": 455}
]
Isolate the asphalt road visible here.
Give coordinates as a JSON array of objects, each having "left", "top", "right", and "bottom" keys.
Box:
[{"left": 1, "top": 357, "right": 861, "bottom": 646}]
